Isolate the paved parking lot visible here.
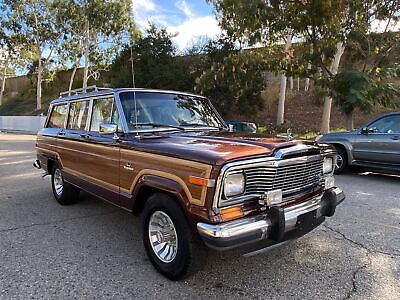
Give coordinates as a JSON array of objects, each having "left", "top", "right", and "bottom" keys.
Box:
[{"left": 0, "top": 132, "right": 399, "bottom": 299}]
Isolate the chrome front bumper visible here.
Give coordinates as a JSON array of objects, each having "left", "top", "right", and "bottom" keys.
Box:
[{"left": 197, "top": 187, "right": 345, "bottom": 250}]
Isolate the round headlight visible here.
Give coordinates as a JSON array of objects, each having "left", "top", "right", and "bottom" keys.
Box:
[
  {"left": 223, "top": 172, "right": 245, "bottom": 198},
  {"left": 323, "top": 157, "right": 333, "bottom": 174}
]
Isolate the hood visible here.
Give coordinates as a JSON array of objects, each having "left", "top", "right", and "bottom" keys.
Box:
[
  {"left": 318, "top": 130, "right": 359, "bottom": 141},
  {"left": 120, "top": 131, "right": 321, "bottom": 165}
]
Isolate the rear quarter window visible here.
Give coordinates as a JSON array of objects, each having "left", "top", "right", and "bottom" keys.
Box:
[{"left": 47, "top": 103, "right": 69, "bottom": 128}]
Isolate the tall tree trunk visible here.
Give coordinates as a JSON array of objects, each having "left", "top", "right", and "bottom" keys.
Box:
[
  {"left": 276, "top": 75, "right": 287, "bottom": 126},
  {"left": 83, "top": 21, "right": 90, "bottom": 89},
  {"left": 345, "top": 111, "right": 354, "bottom": 131},
  {"left": 0, "top": 60, "right": 7, "bottom": 106},
  {"left": 289, "top": 77, "right": 293, "bottom": 90},
  {"left": 69, "top": 65, "right": 78, "bottom": 91},
  {"left": 304, "top": 48, "right": 312, "bottom": 92},
  {"left": 304, "top": 78, "right": 310, "bottom": 91},
  {"left": 276, "top": 32, "right": 293, "bottom": 126},
  {"left": 296, "top": 77, "right": 300, "bottom": 91},
  {"left": 37, "top": 60, "right": 42, "bottom": 110},
  {"left": 320, "top": 42, "right": 345, "bottom": 133}
]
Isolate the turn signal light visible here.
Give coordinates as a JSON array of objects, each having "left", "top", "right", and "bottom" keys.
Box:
[
  {"left": 189, "top": 175, "right": 208, "bottom": 186},
  {"left": 189, "top": 175, "right": 215, "bottom": 187},
  {"left": 220, "top": 206, "right": 244, "bottom": 221}
]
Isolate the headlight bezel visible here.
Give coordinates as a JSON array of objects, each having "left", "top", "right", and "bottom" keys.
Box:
[
  {"left": 221, "top": 171, "right": 245, "bottom": 202},
  {"left": 322, "top": 156, "right": 334, "bottom": 174}
]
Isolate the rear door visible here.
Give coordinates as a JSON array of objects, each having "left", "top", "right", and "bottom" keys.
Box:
[
  {"left": 61, "top": 98, "right": 91, "bottom": 174},
  {"left": 58, "top": 96, "right": 122, "bottom": 204},
  {"left": 352, "top": 115, "right": 400, "bottom": 166}
]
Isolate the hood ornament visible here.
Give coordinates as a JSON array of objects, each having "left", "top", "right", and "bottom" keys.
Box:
[{"left": 285, "top": 128, "right": 293, "bottom": 141}]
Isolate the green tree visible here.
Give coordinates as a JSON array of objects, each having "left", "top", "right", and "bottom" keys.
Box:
[
  {"left": 208, "top": 0, "right": 400, "bottom": 132},
  {"left": 2, "top": 0, "right": 62, "bottom": 110},
  {"left": 195, "top": 37, "right": 266, "bottom": 118},
  {"left": 57, "top": 0, "right": 135, "bottom": 90},
  {"left": 111, "top": 24, "right": 201, "bottom": 92},
  {"left": 335, "top": 29, "right": 400, "bottom": 130}
]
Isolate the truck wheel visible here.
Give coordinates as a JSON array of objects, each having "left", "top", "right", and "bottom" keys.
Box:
[
  {"left": 141, "top": 193, "right": 207, "bottom": 280},
  {"left": 334, "top": 147, "right": 347, "bottom": 174},
  {"left": 51, "top": 164, "right": 80, "bottom": 205}
]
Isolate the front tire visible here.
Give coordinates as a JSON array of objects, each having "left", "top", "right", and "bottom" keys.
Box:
[
  {"left": 334, "top": 147, "right": 347, "bottom": 174},
  {"left": 141, "top": 193, "right": 207, "bottom": 280},
  {"left": 51, "top": 163, "right": 80, "bottom": 205}
]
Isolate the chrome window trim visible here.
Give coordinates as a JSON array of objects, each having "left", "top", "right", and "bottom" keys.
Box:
[
  {"left": 85, "top": 98, "right": 94, "bottom": 132},
  {"left": 212, "top": 146, "right": 336, "bottom": 213},
  {"left": 88, "top": 95, "right": 127, "bottom": 133},
  {"left": 114, "top": 91, "right": 130, "bottom": 134},
  {"left": 62, "top": 102, "right": 70, "bottom": 129}
]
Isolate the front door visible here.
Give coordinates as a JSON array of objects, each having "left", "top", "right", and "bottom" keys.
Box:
[{"left": 352, "top": 114, "right": 400, "bottom": 166}]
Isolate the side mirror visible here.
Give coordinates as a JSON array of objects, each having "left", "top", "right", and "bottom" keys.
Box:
[
  {"left": 361, "top": 127, "right": 373, "bottom": 135},
  {"left": 99, "top": 123, "right": 117, "bottom": 134}
]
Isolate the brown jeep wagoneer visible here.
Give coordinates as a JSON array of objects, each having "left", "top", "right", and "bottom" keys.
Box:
[{"left": 34, "top": 86, "right": 345, "bottom": 280}]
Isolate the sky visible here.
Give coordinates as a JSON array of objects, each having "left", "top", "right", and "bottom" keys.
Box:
[{"left": 132, "top": 0, "right": 221, "bottom": 50}]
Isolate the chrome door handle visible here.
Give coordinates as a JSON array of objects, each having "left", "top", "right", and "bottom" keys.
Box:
[
  {"left": 123, "top": 163, "right": 134, "bottom": 171},
  {"left": 80, "top": 133, "right": 90, "bottom": 139}
]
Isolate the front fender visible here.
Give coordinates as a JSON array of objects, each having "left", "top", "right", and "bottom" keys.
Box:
[
  {"left": 132, "top": 174, "right": 190, "bottom": 211},
  {"left": 320, "top": 138, "right": 354, "bottom": 164}
]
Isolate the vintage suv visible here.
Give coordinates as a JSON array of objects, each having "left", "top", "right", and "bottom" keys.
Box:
[{"left": 34, "top": 86, "right": 345, "bottom": 280}]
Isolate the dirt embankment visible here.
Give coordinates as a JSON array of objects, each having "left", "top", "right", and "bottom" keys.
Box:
[{"left": 250, "top": 82, "right": 395, "bottom": 132}]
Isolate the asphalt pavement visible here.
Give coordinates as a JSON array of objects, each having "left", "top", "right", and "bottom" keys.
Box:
[{"left": 0, "top": 132, "right": 399, "bottom": 299}]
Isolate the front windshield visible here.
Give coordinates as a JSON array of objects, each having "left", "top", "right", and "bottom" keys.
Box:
[{"left": 119, "top": 91, "right": 225, "bottom": 131}]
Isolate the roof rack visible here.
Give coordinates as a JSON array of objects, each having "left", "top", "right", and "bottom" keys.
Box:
[{"left": 59, "top": 85, "right": 112, "bottom": 97}]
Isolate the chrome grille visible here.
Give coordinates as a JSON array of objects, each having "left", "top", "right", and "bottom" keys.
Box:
[{"left": 244, "top": 159, "right": 323, "bottom": 197}]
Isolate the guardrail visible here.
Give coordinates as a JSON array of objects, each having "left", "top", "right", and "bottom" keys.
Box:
[{"left": 0, "top": 116, "right": 46, "bottom": 134}]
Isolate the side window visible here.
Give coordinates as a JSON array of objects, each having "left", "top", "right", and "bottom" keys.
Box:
[
  {"left": 90, "top": 97, "right": 114, "bottom": 132},
  {"left": 368, "top": 116, "right": 400, "bottom": 134},
  {"left": 47, "top": 103, "right": 69, "bottom": 128},
  {"left": 67, "top": 100, "right": 90, "bottom": 130}
]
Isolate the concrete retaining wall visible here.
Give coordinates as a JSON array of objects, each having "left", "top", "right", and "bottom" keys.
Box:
[{"left": 0, "top": 116, "right": 46, "bottom": 133}]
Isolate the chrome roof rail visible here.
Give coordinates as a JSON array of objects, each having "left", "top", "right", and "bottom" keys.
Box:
[{"left": 59, "top": 85, "right": 111, "bottom": 97}]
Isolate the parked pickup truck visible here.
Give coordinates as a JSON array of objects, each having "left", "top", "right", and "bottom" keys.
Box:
[{"left": 34, "top": 86, "right": 345, "bottom": 280}]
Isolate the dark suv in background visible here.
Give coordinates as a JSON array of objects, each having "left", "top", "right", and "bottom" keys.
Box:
[{"left": 317, "top": 112, "right": 400, "bottom": 174}]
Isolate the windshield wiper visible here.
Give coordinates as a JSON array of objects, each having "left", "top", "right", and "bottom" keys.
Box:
[
  {"left": 133, "top": 122, "right": 185, "bottom": 131},
  {"left": 180, "top": 123, "right": 226, "bottom": 130}
]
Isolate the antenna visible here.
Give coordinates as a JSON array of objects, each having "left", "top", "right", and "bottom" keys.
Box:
[{"left": 130, "top": 46, "right": 135, "bottom": 88}]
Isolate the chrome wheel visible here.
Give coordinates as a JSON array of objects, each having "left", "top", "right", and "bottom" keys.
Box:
[
  {"left": 53, "top": 169, "right": 64, "bottom": 197},
  {"left": 148, "top": 211, "right": 178, "bottom": 263},
  {"left": 336, "top": 154, "right": 344, "bottom": 170}
]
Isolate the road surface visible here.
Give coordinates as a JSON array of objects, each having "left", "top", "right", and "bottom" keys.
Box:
[{"left": 0, "top": 133, "right": 399, "bottom": 299}]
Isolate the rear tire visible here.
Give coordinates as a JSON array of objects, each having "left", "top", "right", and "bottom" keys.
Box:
[
  {"left": 334, "top": 147, "right": 347, "bottom": 174},
  {"left": 141, "top": 193, "right": 207, "bottom": 280},
  {"left": 51, "top": 163, "right": 80, "bottom": 205}
]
